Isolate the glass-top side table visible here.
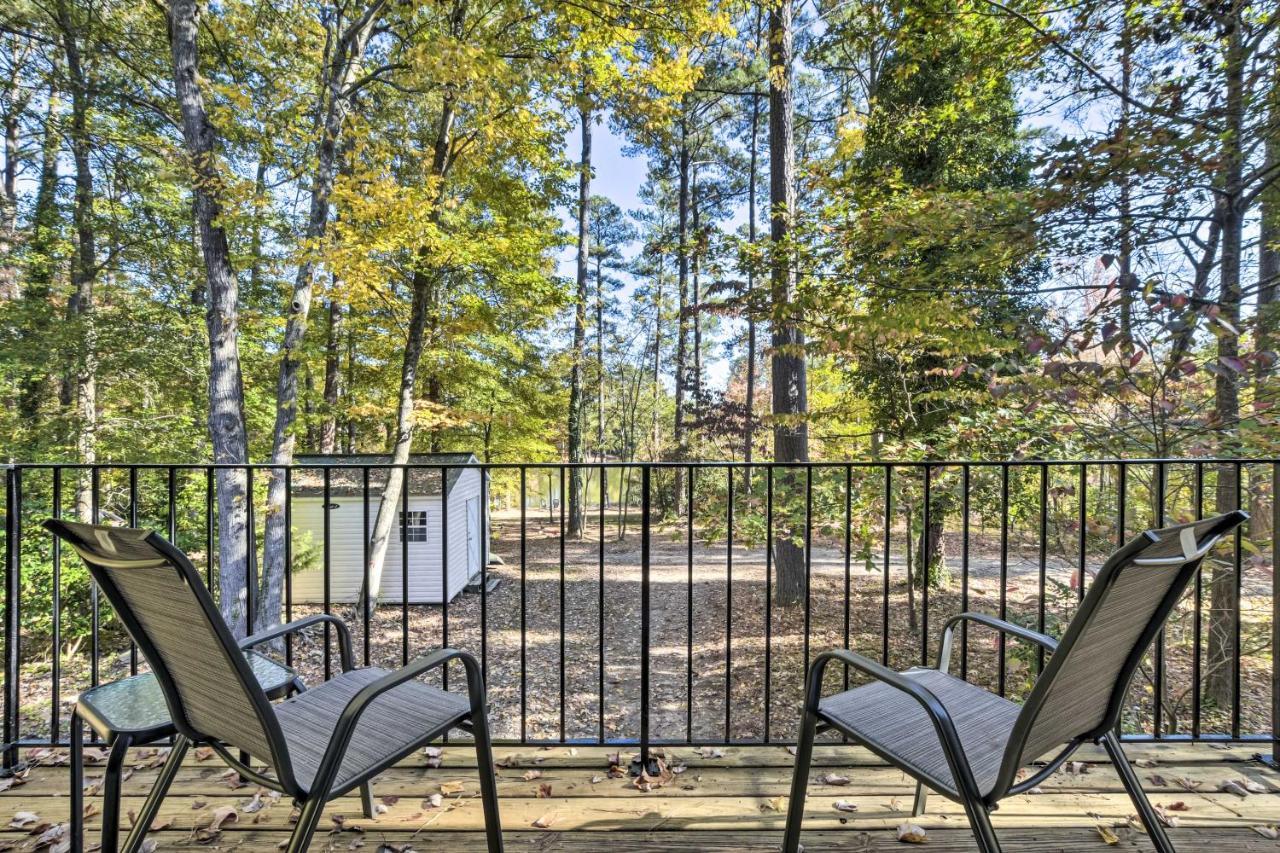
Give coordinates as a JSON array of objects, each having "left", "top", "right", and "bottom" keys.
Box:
[{"left": 69, "top": 650, "right": 300, "bottom": 853}]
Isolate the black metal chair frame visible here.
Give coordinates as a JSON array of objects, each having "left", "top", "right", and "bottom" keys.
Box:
[
  {"left": 46, "top": 519, "right": 504, "bottom": 853},
  {"left": 782, "top": 510, "right": 1248, "bottom": 853}
]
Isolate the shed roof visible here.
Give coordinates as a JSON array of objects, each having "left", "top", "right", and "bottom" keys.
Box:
[{"left": 291, "top": 453, "right": 480, "bottom": 498}]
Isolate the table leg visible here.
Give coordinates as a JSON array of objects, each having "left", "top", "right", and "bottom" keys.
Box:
[
  {"left": 100, "top": 732, "right": 132, "bottom": 853},
  {"left": 70, "top": 710, "right": 83, "bottom": 853},
  {"left": 121, "top": 736, "right": 188, "bottom": 853}
]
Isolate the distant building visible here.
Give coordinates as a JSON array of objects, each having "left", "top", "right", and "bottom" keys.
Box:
[{"left": 289, "top": 453, "right": 487, "bottom": 604}]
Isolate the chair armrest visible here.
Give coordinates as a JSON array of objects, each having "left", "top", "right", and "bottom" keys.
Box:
[
  {"left": 808, "top": 648, "right": 985, "bottom": 801},
  {"left": 938, "top": 612, "right": 1057, "bottom": 673},
  {"left": 239, "top": 614, "right": 354, "bottom": 672},
  {"left": 310, "top": 649, "right": 482, "bottom": 795}
]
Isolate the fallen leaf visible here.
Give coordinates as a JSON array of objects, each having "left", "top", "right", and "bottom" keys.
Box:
[
  {"left": 522, "top": 770, "right": 543, "bottom": 781},
  {"left": 532, "top": 813, "right": 555, "bottom": 829},
  {"left": 819, "top": 773, "right": 850, "bottom": 786},
  {"left": 439, "top": 781, "right": 466, "bottom": 796},
  {"left": 1096, "top": 825, "right": 1120, "bottom": 845},
  {"left": 833, "top": 800, "right": 858, "bottom": 813},
  {"left": 896, "top": 823, "right": 927, "bottom": 843}
]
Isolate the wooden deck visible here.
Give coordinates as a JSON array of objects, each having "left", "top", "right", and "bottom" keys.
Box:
[{"left": 1, "top": 743, "right": 1278, "bottom": 850}]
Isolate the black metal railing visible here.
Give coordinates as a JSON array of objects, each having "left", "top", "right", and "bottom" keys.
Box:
[{"left": 2, "top": 459, "right": 1277, "bottom": 770}]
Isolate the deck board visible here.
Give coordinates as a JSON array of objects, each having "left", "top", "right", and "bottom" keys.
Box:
[{"left": 1, "top": 745, "right": 1277, "bottom": 850}]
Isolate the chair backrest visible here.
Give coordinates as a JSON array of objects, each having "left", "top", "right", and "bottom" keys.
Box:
[
  {"left": 998, "top": 510, "right": 1247, "bottom": 792},
  {"left": 45, "top": 519, "right": 297, "bottom": 791}
]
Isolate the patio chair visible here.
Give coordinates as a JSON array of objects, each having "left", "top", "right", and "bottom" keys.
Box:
[
  {"left": 46, "top": 518, "right": 503, "bottom": 853},
  {"left": 783, "top": 510, "right": 1248, "bottom": 853}
]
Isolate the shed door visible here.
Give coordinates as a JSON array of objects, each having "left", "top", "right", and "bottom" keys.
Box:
[{"left": 466, "top": 497, "right": 482, "bottom": 576}]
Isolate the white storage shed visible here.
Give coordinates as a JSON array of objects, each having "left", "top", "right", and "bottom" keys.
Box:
[{"left": 288, "top": 453, "right": 488, "bottom": 604}]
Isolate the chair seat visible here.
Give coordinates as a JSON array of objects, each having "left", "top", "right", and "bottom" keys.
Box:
[
  {"left": 275, "top": 668, "right": 471, "bottom": 795},
  {"left": 818, "top": 667, "right": 1022, "bottom": 798}
]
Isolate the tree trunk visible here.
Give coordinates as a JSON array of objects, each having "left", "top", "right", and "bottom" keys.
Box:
[
  {"left": 769, "top": 0, "right": 807, "bottom": 606},
  {"left": 169, "top": 0, "right": 252, "bottom": 634},
  {"left": 1117, "top": 4, "right": 1134, "bottom": 340},
  {"left": 745, "top": 76, "right": 761, "bottom": 476},
  {"left": 672, "top": 113, "right": 690, "bottom": 511},
  {"left": 651, "top": 250, "right": 663, "bottom": 461},
  {"left": 0, "top": 35, "right": 23, "bottom": 301},
  {"left": 18, "top": 70, "right": 60, "bottom": 422},
  {"left": 691, "top": 166, "right": 702, "bottom": 438},
  {"left": 1253, "top": 63, "right": 1280, "bottom": 540},
  {"left": 345, "top": 322, "right": 357, "bottom": 452},
  {"left": 364, "top": 5, "right": 462, "bottom": 597},
  {"left": 56, "top": 0, "right": 97, "bottom": 523},
  {"left": 597, "top": 255, "right": 605, "bottom": 460},
  {"left": 320, "top": 298, "right": 344, "bottom": 453},
  {"left": 1207, "top": 10, "right": 1246, "bottom": 708},
  {"left": 257, "top": 1, "right": 386, "bottom": 633},
  {"left": 568, "top": 103, "right": 591, "bottom": 536}
]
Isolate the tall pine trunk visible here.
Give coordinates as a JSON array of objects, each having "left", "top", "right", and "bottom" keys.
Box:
[
  {"left": 769, "top": 0, "right": 807, "bottom": 606},
  {"left": 568, "top": 103, "right": 591, "bottom": 536},
  {"left": 320, "top": 298, "right": 344, "bottom": 453},
  {"left": 18, "top": 69, "right": 60, "bottom": 423},
  {"left": 56, "top": 0, "right": 97, "bottom": 523},
  {"left": 169, "top": 0, "right": 252, "bottom": 634}
]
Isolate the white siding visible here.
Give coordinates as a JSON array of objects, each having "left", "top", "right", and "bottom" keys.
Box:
[{"left": 289, "top": 467, "right": 484, "bottom": 604}]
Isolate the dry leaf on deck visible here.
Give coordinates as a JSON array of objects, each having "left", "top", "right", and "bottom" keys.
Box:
[{"left": 896, "top": 823, "right": 927, "bottom": 843}]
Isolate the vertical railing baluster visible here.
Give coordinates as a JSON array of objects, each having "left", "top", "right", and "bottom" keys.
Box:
[
  {"left": 998, "top": 464, "right": 1008, "bottom": 697},
  {"left": 128, "top": 467, "right": 139, "bottom": 675},
  {"left": 686, "top": 465, "right": 694, "bottom": 741},
  {"left": 1078, "top": 464, "right": 1087, "bottom": 601},
  {"left": 1154, "top": 462, "right": 1166, "bottom": 738},
  {"left": 843, "top": 465, "right": 852, "bottom": 693},
  {"left": 803, "top": 465, "right": 813, "bottom": 678},
  {"left": 1270, "top": 461, "right": 1279, "bottom": 767},
  {"left": 361, "top": 466, "right": 370, "bottom": 667},
  {"left": 440, "top": 466, "right": 449, "bottom": 695},
  {"left": 558, "top": 465, "right": 566, "bottom": 740},
  {"left": 51, "top": 469, "right": 62, "bottom": 745},
  {"left": 401, "top": 467, "right": 410, "bottom": 666},
  {"left": 1193, "top": 462, "right": 1204, "bottom": 738},
  {"left": 1036, "top": 463, "right": 1047, "bottom": 675},
  {"left": 323, "top": 467, "right": 332, "bottom": 680},
  {"left": 205, "top": 466, "right": 214, "bottom": 592},
  {"left": 1233, "top": 461, "right": 1243, "bottom": 739},
  {"left": 90, "top": 466, "right": 99, "bottom": 689},
  {"left": 960, "top": 465, "right": 970, "bottom": 681},
  {"left": 598, "top": 464, "right": 606, "bottom": 741},
  {"left": 883, "top": 465, "right": 892, "bottom": 667},
  {"left": 246, "top": 466, "right": 256, "bottom": 632},
  {"left": 764, "top": 466, "right": 773, "bottom": 742},
  {"left": 520, "top": 466, "right": 527, "bottom": 741},
  {"left": 725, "top": 466, "right": 734, "bottom": 742},
  {"left": 284, "top": 467, "right": 293, "bottom": 669},
  {"left": 481, "top": 467, "right": 490, "bottom": 684},
  {"left": 3, "top": 467, "right": 21, "bottom": 767},
  {"left": 922, "top": 464, "right": 931, "bottom": 667},
  {"left": 638, "top": 464, "right": 652, "bottom": 772}
]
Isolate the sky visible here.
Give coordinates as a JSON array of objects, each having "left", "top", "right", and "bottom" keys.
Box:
[{"left": 556, "top": 113, "right": 742, "bottom": 393}]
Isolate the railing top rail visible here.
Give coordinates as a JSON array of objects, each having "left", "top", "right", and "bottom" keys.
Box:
[{"left": 2, "top": 458, "right": 1278, "bottom": 471}]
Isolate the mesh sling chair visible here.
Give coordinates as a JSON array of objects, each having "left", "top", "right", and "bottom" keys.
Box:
[
  {"left": 46, "top": 518, "right": 504, "bottom": 853},
  {"left": 782, "top": 510, "right": 1248, "bottom": 853}
]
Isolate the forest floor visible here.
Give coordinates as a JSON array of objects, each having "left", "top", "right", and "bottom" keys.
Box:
[{"left": 12, "top": 510, "right": 1276, "bottom": 747}]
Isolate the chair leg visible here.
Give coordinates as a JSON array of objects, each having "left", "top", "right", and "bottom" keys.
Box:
[
  {"left": 360, "top": 781, "right": 375, "bottom": 819},
  {"left": 961, "top": 797, "right": 1003, "bottom": 853},
  {"left": 1101, "top": 732, "right": 1176, "bottom": 853},
  {"left": 120, "top": 737, "right": 189, "bottom": 853},
  {"left": 69, "top": 711, "right": 84, "bottom": 853},
  {"left": 284, "top": 796, "right": 327, "bottom": 853},
  {"left": 912, "top": 781, "right": 929, "bottom": 816},
  {"left": 470, "top": 707, "right": 504, "bottom": 852},
  {"left": 99, "top": 732, "right": 133, "bottom": 853},
  {"left": 782, "top": 707, "right": 819, "bottom": 853}
]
